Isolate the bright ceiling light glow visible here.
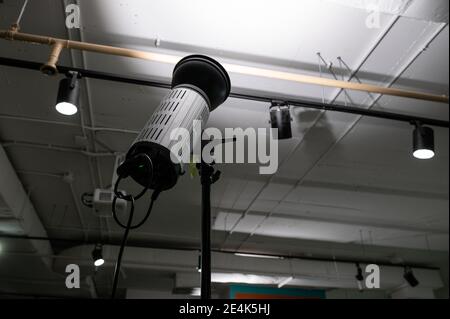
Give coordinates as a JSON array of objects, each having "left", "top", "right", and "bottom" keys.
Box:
[
  {"left": 212, "top": 273, "right": 285, "bottom": 285},
  {"left": 55, "top": 102, "right": 78, "bottom": 116},
  {"left": 234, "top": 253, "right": 284, "bottom": 260},
  {"left": 412, "top": 125, "right": 435, "bottom": 160},
  {"left": 190, "top": 288, "right": 201, "bottom": 296},
  {"left": 413, "top": 149, "right": 435, "bottom": 160},
  {"left": 277, "top": 276, "right": 294, "bottom": 288},
  {"left": 92, "top": 244, "right": 104, "bottom": 267},
  {"left": 55, "top": 72, "right": 79, "bottom": 116},
  {"left": 94, "top": 258, "right": 105, "bottom": 267}
]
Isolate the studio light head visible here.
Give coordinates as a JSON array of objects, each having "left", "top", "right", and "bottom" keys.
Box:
[
  {"left": 56, "top": 72, "right": 80, "bottom": 116},
  {"left": 121, "top": 55, "right": 230, "bottom": 192}
]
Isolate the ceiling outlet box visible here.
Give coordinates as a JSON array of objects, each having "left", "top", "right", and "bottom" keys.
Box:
[{"left": 93, "top": 189, "right": 127, "bottom": 216}]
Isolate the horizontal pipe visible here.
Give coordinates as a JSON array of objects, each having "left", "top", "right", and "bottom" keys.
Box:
[
  {"left": 0, "top": 233, "right": 439, "bottom": 270},
  {"left": 0, "top": 57, "right": 448, "bottom": 128},
  {"left": 0, "top": 30, "right": 448, "bottom": 104},
  {"left": 1, "top": 140, "right": 118, "bottom": 157},
  {"left": 0, "top": 113, "right": 140, "bottom": 134}
]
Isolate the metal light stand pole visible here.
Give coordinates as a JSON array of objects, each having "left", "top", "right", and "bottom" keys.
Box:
[{"left": 199, "top": 138, "right": 222, "bottom": 300}]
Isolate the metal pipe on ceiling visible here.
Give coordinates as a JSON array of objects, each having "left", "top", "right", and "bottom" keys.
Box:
[
  {"left": 0, "top": 29, "right": 448, "bottom": 104},
  {"left": 0, "top": 57, "right": 448, "bottom": 128},
  {"left": 1, "top": 140, "right": 118, "bottom": 157},
  {"left": 0, "top": 114, "right": 140, "bottom": 134},
  {"left": 0, "top": 233, "right": 439, "bottom": 271}
]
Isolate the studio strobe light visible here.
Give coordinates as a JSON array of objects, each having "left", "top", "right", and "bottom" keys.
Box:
[
  {"left": 119, "top": 55, "right": 231, "bottom": 191},
  {"left": 111, "top": 55, "right": 230, "bottom": 299}
]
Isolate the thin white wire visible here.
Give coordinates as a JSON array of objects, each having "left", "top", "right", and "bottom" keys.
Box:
[
  {"left": 16, "top": 0, "right": 29, "bottom": 26},
  {"left": 317, "top": 53, "right": 325, "bottom": 104},
  {"left": 338, "top": 57, "right": 348, "bottom": 106}
]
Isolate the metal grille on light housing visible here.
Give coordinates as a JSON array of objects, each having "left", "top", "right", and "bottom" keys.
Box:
[{"left": 125, "top": 55, "right": 230, "bottom": 191}]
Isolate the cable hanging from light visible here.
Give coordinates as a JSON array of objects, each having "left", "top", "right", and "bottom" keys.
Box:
[{"left": 110, "top": 153, "right": 161, "bottom": 299}]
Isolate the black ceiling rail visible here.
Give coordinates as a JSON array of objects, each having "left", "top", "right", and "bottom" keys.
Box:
[
  {"left": 0, "top": 56, "right": 449, "bottom": 128},
  {"left": 0, "top": 233, "right": 440, "bottom": 271}
]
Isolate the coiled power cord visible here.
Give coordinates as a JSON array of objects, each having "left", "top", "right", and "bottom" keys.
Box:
[{"left": 110, "top": 153, "right": 161, "bottom": 299}]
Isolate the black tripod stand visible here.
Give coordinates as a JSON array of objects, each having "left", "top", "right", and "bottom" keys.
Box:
[{"left": 198, "top": 138, "right": 224, "bottom": 299}]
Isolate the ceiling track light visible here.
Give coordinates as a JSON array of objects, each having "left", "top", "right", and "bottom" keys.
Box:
[
  {"left": 355, "top": 263, "right": 364, "bottom": 292},
  {"left": 269, "top": 101, "right": 292, "bottom": 140},
  {"left": 404, "top": 266, "right": 419, "bottom": 287},
  {"left": 412, "top": 122, "right": 435, "bottom": 160},
  {"left": 197, "top": 254, "right": 202, "bottom": 273},
  {"left": 92, "top": 244, "right": 104, "bottom": 267},
  {"left": 55, "top": 71, "right": 80, "bottom": 116}
]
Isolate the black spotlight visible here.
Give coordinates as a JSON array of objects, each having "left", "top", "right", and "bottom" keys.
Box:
[
  {"left": 270, "top": 101, "right": 292, "bottom": 140},
  {"left": 92, "top": 244, "right": 104, "bottom": 267},
  {"left": 355, "top": 263, "right": 364, "bottom": 292},
  {"left": 404, "top": 266, "right": 419, "bottom": 287},
  {"left": 56, "top": 72, "right": 80, "bottom": 116},
  {"left": 412, "top": 123, "right": 435, "bottom": 160}
]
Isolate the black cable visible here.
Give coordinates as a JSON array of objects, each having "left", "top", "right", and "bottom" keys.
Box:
[
  {"left": 110, "top": 195, "right": 135, "bottom": 299},
  {"left": 112, "top": 190, "right": 160, "bottom": 230},
  {"left": 128, "top": 193, "right": 157, "bottom": 229},
  {"left": 110, "top": 153, "right": 159, "bottom": 299},
  {"left": 114, "top": 153, "right": 153, "bottom": 201}
]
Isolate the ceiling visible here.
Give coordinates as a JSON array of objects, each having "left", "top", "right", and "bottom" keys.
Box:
[{"left": 0, "top": 0, "right": 448, "bottom": 298}]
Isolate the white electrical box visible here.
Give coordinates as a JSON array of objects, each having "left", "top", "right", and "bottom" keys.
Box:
[{"left": 93, "top": 189, "right": 127, "bottom": 216}]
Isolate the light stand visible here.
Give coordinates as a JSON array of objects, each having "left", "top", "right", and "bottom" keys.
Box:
[
  {"left": 112, "top": 55, "right": 231, "bottom": 299},
  {"left": 199, "top": 138, "right": 222, "bottom": 299}
]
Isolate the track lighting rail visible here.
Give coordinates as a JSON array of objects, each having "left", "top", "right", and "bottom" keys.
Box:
[
  {"left": 0, "top": 29, "right": 448, "bottom": 104},
  {"left": 1, "top": 57, "right": 448, "bottom": 129},
  {"left": 0, "top": 233, "right": 439, "bottom": 271}
]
